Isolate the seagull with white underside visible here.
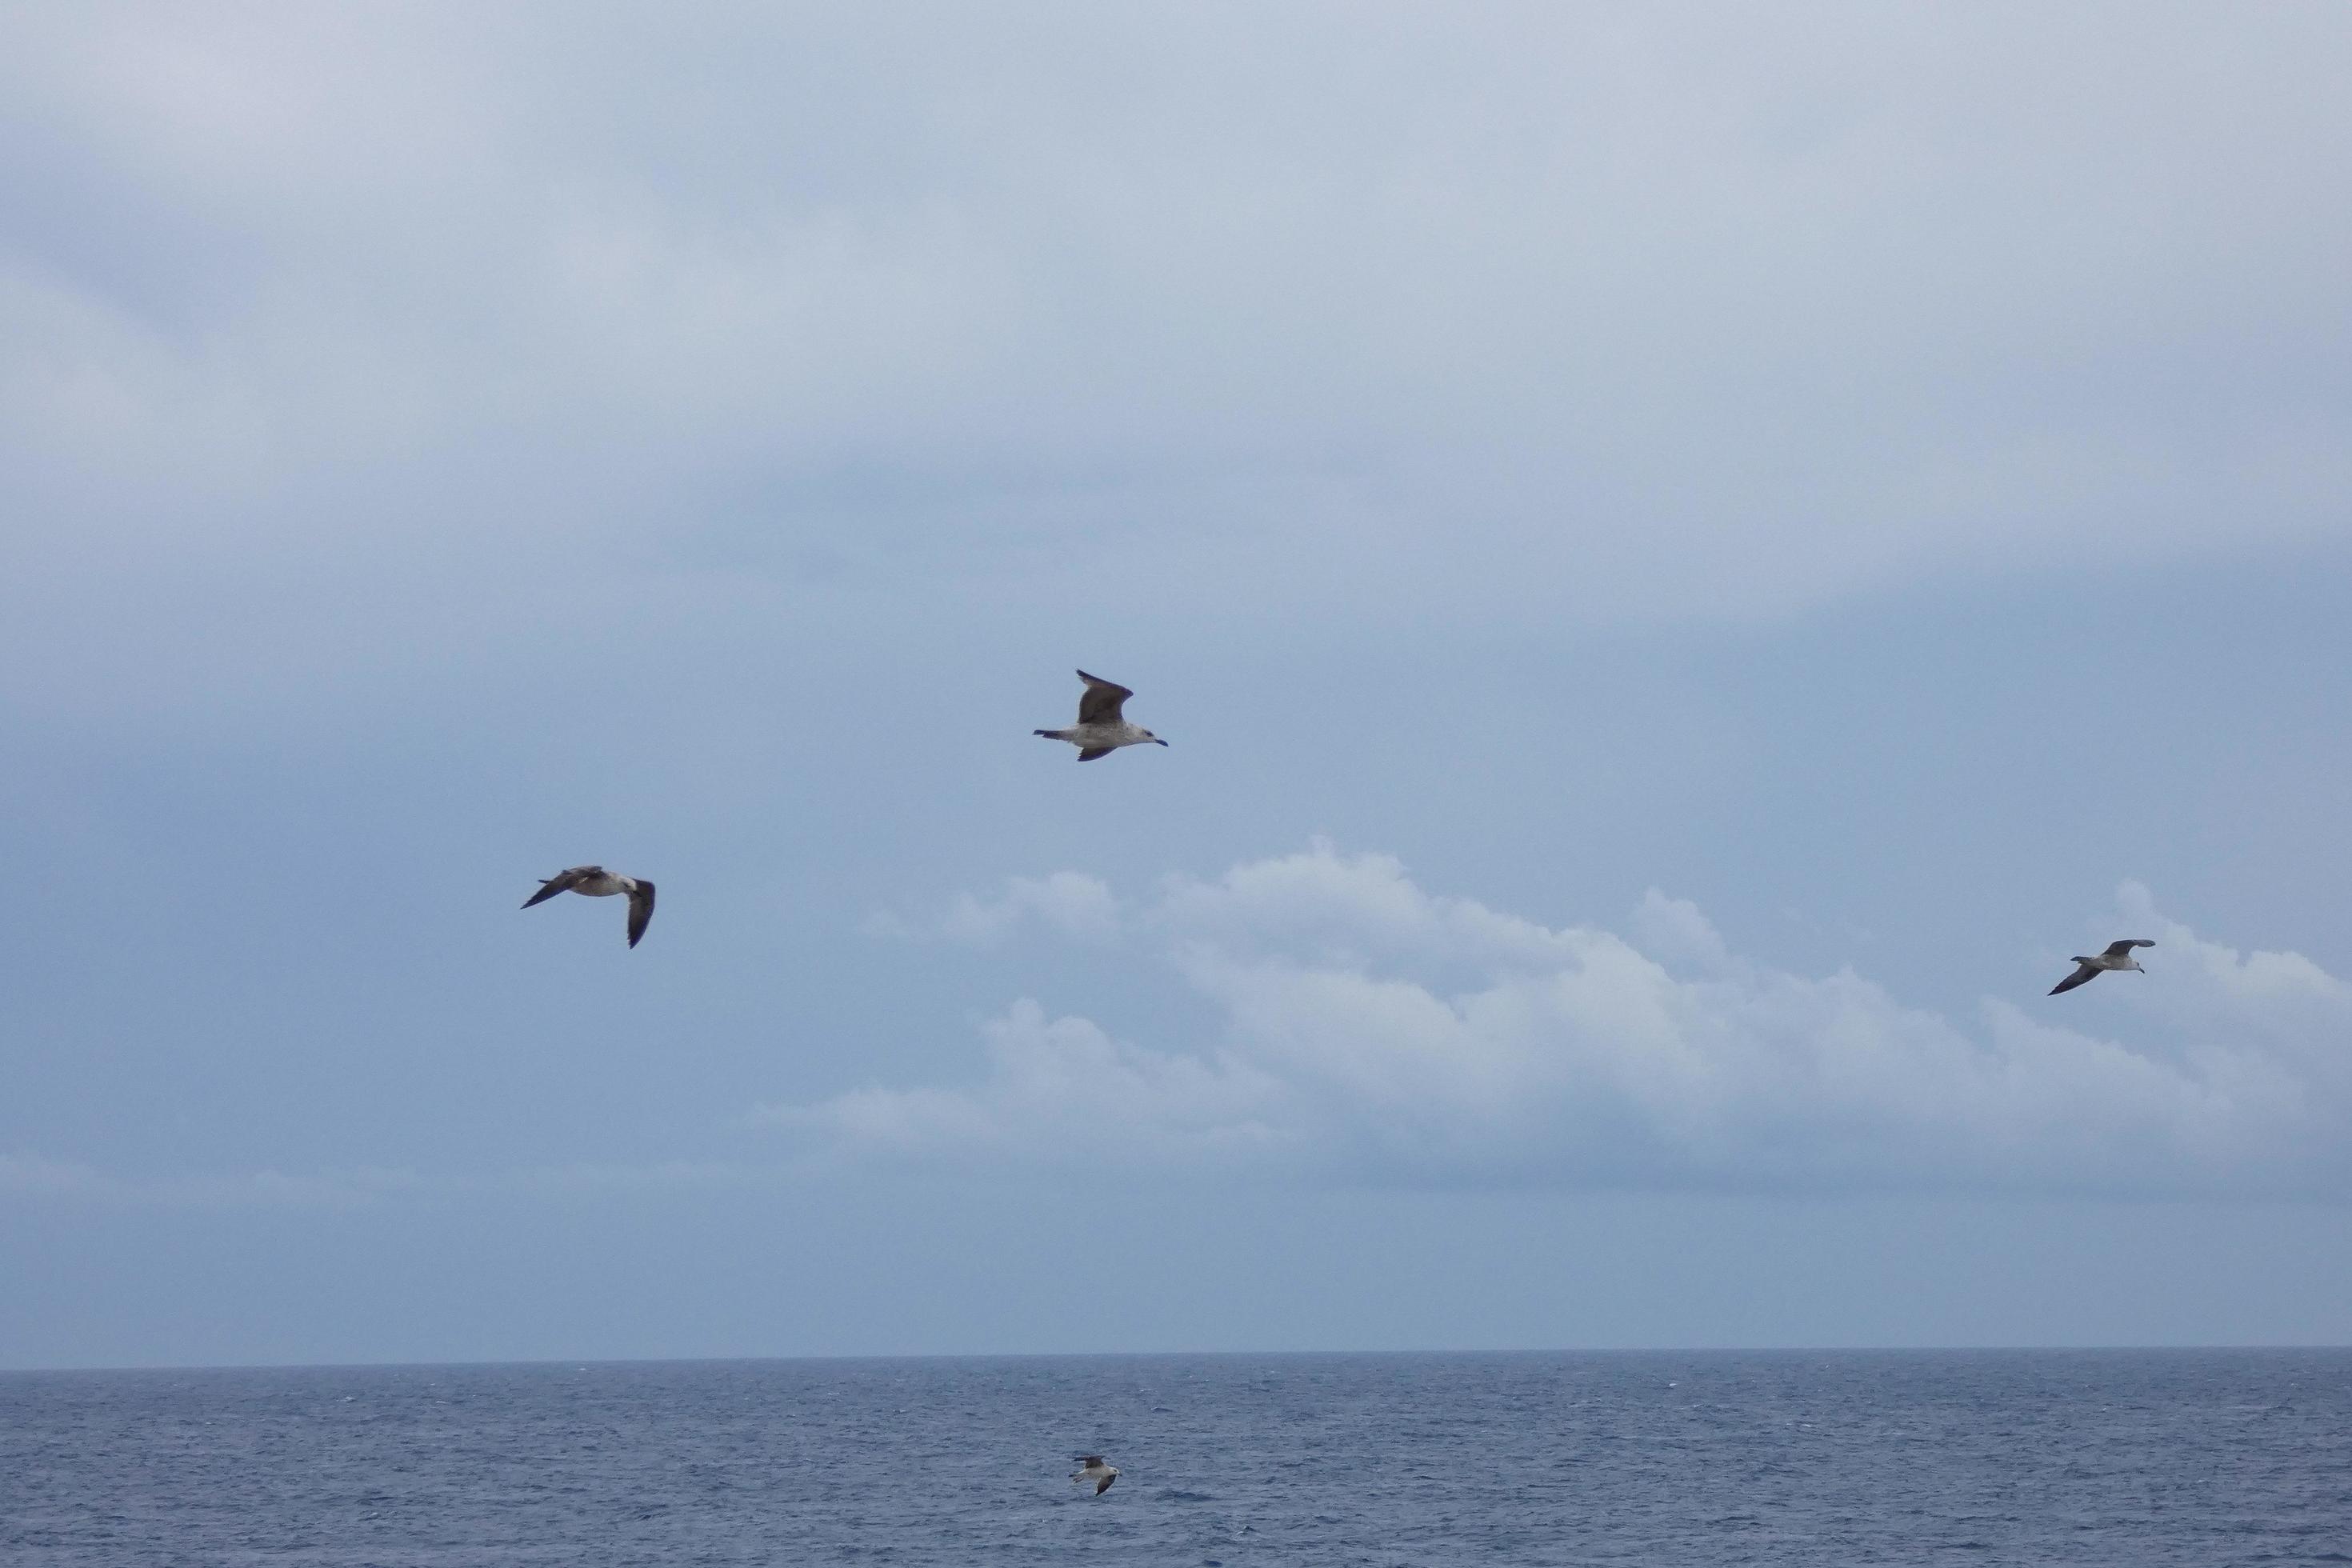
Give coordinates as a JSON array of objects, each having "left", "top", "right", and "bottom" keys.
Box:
[
  {"left": 1034, "top": 670, "right": 1168, "bottom": 761},
  {"left": 522, "top": 866, "right": 656, "bottom": 948},
  {"left": 1071, "top": 1455, "right": 1120, "bottom": 1495},
  {"left": 2049, "top": 938, "right": 2153, "bottom": 995}
]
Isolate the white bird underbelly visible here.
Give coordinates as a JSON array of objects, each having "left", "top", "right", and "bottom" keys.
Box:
[{"left": 1066, "top": 724, "right": 1149, "bottom": 750}]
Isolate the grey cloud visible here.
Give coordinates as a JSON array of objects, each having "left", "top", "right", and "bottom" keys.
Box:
[
  {"left": 0, "top": 1151, "right": 429, "bottom": 1210},
  {"left": 6, "top": 2, "right": 2350, "bottom": 722},
  {"left": 0, "top": 1151, "right": 785, "bottom": 1210}
]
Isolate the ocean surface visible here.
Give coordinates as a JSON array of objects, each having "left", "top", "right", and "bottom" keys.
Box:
[{"left": 3, "top": 1350, "right": 2347, "bottom": 1566}]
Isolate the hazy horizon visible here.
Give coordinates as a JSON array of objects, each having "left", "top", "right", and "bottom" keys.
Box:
[{"left": 18, "top": 1335, "right": 2352, "bottom": 1373}]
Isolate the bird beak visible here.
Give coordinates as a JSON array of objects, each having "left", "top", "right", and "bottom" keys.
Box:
[{"left": 1155, "top": 738, "right": 1170, "bottom": 746}]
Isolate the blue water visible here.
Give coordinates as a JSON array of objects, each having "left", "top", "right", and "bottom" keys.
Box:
[{"left": 3, "top": 1350, "right": 2347, "bottom": 1566}]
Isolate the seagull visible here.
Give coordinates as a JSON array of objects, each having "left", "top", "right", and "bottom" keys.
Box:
[
  {"left": 522, "top": 866, "right": 656, "bottom": 947},
  {"left": 2049, "top": 938, "right": 2154, "bottom": 995},
  {"left": 1071, "top": 1455, "right": 1120, "bottom": 1496},
  {"left": 1034, "top": 670, "right": 1168, "bottom": 762}
]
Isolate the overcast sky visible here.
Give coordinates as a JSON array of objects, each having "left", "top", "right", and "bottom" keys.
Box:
[{"left": 5, "top": 2, "right": 2350, "bottom": 1369}]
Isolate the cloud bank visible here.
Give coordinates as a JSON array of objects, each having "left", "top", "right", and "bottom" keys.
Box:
[{"left": 785, "top": 846, "right": 2352, "bottom": 1195}]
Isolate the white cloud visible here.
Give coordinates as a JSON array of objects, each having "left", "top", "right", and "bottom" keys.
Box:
[
  {"left": 755, "top": 1000, "right": 1290, "bottom": 1162},
  {"left": 780, "top": 845, "right": 2352, "bottom": 1195},
  {"left": 868, "top": 870, "right": 1123, "bottom": 946}
]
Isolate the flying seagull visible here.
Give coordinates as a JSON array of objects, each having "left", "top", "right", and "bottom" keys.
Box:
[
  {"left": 1034, "top": 670, "right": 1168, "bottom": 761},
  {"left": 522, "top": 866, "right": 656, "bottom": 947},
  {"left": 1071, "top": 1456, "right": 1120, "bottom": 1496},
  {"left": 2049, "top": 938, "right": 2153, "bottom": 995}
]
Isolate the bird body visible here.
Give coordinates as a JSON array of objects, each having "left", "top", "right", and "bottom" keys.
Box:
[
  {"left": 1035, "top": 671, "right": 1167, "bottom": 761},
  {"left": 522, "top": 866, "right": 656, "bottom": 947},
  {"left": 2049, "top": 938, "right": 2153, "bottom": 994},
  {"left": 1071, "top": 1455, "right": 1120, "bottom": 1495}
]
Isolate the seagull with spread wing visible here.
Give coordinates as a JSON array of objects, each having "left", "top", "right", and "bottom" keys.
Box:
[
  {"left": 2049, "top": 938, "right": 2153, "bottom": 995},
  {"left": 1070, "top": 1455, "right": 1120, "bottom": 1495},
  {"left": 521, "top": 866, "right": 656, "bottom": 948},
  {"left": 1034, "top": 670, "right": 1168, "bottom": 762}
]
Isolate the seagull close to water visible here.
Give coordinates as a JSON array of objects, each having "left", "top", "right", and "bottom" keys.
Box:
[
  {"left": 1034, "top": 670, "right": 1168, "bottom": 762},
  {"left": 2049, "top": 938, "right": 2154, "bottom": 995},
  {"left": 521, "top": 866, "right": 656, "bottom": 947},
  {"left": 1071, "top": 1456, "right": 1120, "bottom": 1496}
]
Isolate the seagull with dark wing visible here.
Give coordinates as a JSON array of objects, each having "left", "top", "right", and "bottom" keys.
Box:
[
  {"left": 1071, "top": 1455, "right": 1120, "bottom": 1496},
  {"left": 2049, "top": 938, "right": 2153, "bottom": 995},
  {"left": 1034, "top": 670, "right": 1168, "bottom": 761},
  {"left": 522, "top": 866, "right": 656, "bottom": 948}
]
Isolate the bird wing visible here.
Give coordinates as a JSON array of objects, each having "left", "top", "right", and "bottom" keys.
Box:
[
  {"left": 1095, "top": 1473, "right": 1117, "bottom": 1494},
  {"left": 522, "top": 867, "right": 594, "bottom": 908},
  {"left": 1077, "top": 747, "right": 1113, "bottom": 762},
  {"left": 2102, "top": 939, "right": 2154, "bottom": 956},
  {"left": 1074, "top": 670, "right": 1133, "bottom": 726},
  {"left": 626, "top": 881, "right": 656, "bottom": 947},
  {"left": 2049, "top": 963, "right": 2100, "bottom": 995},
  {"left": 1072, "top": 1455, "right": 1104, "bottom": 1468}
]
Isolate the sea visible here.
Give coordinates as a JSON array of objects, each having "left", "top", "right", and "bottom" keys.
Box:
[{"left": 3, "top": 1350, "right": 2347, "bottom": 1566}]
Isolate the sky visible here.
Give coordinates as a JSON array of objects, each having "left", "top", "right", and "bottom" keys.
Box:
[{"left": 4, "top": 2, "right": 2350, "bottom": 1369}]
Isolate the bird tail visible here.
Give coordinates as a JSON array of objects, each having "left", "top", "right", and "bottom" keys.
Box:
[{"left": 1035, "top": 728, "right": 1070, "bottom": 741}]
